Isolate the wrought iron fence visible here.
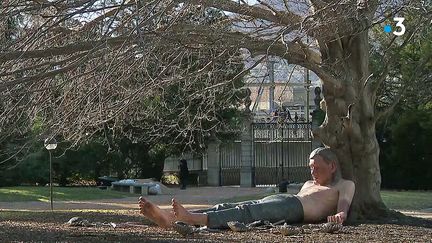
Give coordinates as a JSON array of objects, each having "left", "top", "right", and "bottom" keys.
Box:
[
  {"left": 252, "top": 122, "right": 312, "bottom": 186},
  {"left": 218, "top": 122, "right": 312, "bottom": 186},
  {"left": 220, "top": 141, "right": 242, "bottom": 185}
]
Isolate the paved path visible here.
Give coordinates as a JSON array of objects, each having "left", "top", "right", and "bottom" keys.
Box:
[{"left": 398, "top": 209, "right": 432, "bottom": 219}]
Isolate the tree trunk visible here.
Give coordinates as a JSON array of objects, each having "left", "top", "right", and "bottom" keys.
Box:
[{"left": 314, "top": 29, "right": 389, "bottom": 220}]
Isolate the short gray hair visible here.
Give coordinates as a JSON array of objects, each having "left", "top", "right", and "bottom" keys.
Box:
[
  {"left": 309, "top": 147, "right": 342, "bottom": 183},
  {"left": 309, "top": 147, "right": 339, "bottom": 164}
]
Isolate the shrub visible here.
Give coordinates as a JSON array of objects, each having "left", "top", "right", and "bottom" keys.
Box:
[{"left": 380, "top": 108, "right": 432, "bottom": 189}]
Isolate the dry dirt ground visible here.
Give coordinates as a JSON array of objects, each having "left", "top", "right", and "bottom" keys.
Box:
[
  {"left": 1, "top": 187, "right": 431, "bottom": 242},
  {"left": 1, "top": 210, "right": 432, "bottom": 243}
]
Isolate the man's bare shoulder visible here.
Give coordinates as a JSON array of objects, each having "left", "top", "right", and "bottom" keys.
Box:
[
  {"left": 335, "top": 179, "right": 355, "bottom": 190},
  {"left": 304, "top": 180, "right": 314, "bottom": 185},
  {"left": 299, "top": 180, "right": 315, "bottom": 191},
  {"left": 340, "top": 179, "right": 355, "bottom": 186}
]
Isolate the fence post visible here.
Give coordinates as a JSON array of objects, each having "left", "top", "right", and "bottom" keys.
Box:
[
  {"left": 240, "top": 113, "right": 254, "bottom": 187},
  {"left": 207, "top": 138, "right": 221, "bottom": 186}
]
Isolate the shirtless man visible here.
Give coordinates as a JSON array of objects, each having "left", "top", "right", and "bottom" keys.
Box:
[{"left": 138, "top": 147, "right": 355, "bottom": 229}]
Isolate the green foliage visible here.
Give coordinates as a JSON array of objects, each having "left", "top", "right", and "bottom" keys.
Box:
[
  {"left": 0, "top": 137, "right": 47, "bottom": 186},
  {"left": 379, "top": 108, "right": 432, "bottom": 189},
  {"left": 312, "top": 109, "right": 325, "bottom": 126},
  {"left": 0, "top": 137, "right": 168, "bottom": 186},
  {"left": 18, "top": 149, "right": 49, "bottom": 186},
  {"left": 31, "top": 116, "right": 44, "bottom": 135},
  {"left": 0, "top": 167, "right": 22, "bottom": 187},
  {"left": 424, "top": 102, "right": 432, "bottom": 110}
]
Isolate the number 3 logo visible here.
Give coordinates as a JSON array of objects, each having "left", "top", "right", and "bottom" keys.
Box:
[{"left": 393, "top": 17, "right": 406, "bottom": 36}]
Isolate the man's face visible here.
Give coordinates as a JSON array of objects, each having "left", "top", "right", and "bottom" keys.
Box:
[{"left": 309, "top": 155, "right": 336, "bottom": 186}]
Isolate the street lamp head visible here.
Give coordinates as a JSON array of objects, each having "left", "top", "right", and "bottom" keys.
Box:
[{"left": 44, "top": 137, "right": 57, "bottom": 150}]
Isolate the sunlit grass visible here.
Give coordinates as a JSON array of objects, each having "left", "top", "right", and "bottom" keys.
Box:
[
  {"left": 0, "top": 186, "right": 133, "bottom": 202},
  {"left": 1, "top": 187, "right": 431, "bottom": 211},
  {"left": 381, "top": 190, "right": 432, "bottom": 210}
]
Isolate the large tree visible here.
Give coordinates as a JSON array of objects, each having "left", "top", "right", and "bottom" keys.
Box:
[{"left": 1, "top": 0, "right": 431, "bottom": 220}]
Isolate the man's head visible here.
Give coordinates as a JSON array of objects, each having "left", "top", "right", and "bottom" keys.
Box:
[{"left": 308, "top": 147, "right": 341, "bottom": 185}]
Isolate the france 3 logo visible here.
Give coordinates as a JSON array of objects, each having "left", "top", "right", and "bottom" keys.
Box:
[{"left": 383, "top": 17, "right": 406, "bottom": 36}]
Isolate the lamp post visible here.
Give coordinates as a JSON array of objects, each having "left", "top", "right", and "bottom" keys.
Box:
[{"left": 44, "top": 137, "right": 57, "bottom": 211}]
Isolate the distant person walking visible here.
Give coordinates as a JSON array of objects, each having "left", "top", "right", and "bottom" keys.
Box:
[{"left": 178, "top": 159, "right": 189, "bottom": 190}]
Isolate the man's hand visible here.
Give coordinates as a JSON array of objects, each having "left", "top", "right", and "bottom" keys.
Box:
[{"left": 327, "top": 212, "right": 346, "bottom": 224}]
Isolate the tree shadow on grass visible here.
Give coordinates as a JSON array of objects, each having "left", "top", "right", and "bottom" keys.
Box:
[{"left": 350, "top": 209, "right": 432, "bottom": 228}]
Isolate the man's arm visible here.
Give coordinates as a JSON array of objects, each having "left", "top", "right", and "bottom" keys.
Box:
[{"left": 327, "top": 180, "right": 355, "bottom": 224}]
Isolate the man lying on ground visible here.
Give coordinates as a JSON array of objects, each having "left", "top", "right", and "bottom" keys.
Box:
[{"left": 138, "top": 147, "right": 355, "bottom": 229}]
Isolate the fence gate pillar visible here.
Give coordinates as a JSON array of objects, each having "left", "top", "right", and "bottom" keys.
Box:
[
  {"left": 207, "top": 138, "right": 221, "bottom": 186},
  {"left": 240, "top": 114, "right": 254, "bottom": 187}
]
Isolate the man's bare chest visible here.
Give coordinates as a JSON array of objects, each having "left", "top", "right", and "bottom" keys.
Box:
[{"left": 298, "top": 184, "right": 336, "bottom": 196}]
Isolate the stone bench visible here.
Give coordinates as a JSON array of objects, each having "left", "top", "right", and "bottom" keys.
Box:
[{"left": 111, "top": 182, "right": 156, "bottom": 195}]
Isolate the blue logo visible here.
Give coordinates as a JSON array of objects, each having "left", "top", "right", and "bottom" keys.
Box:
[
  {"left": 384, "top": 25, "right": 392, "bottom": 33},
  {"left": 383, "top": 18, "right": 406, "bottom": 36}
]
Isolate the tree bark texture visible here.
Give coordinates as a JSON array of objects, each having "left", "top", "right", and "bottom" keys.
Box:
[{"left": 313, "top": 25, "right": 388, "bottom": 219}]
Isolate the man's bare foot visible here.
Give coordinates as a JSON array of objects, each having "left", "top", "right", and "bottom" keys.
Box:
[
  {"left": 172, "top": 198, "right": 208, "bottom": 226},
  {"left": 172, "top": 198, "right": 193, "bottom": 222},
  {"left": 138, "top": 197, "right": 174, "bottom": 228}
]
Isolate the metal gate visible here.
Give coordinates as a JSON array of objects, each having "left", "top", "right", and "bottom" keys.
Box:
[
  {"left": 220, "top": 141, "right": 242, "bottom": 185},
  {"left": 252, "top": 122, "right": 312, "bottom": 186}
]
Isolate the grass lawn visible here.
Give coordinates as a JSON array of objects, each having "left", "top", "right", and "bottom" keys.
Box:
[
  {"left": 223, "top": 190, "right": 432, "bottom": 211},
  {"left": 381, "top": 190, "right": 432, "bottom": 210},
  {"left": 1, "top": 186, "right": 431, "bottom": 211},
  {"left": 0, "top": 186, "right": 133, "bottom": 202}
]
